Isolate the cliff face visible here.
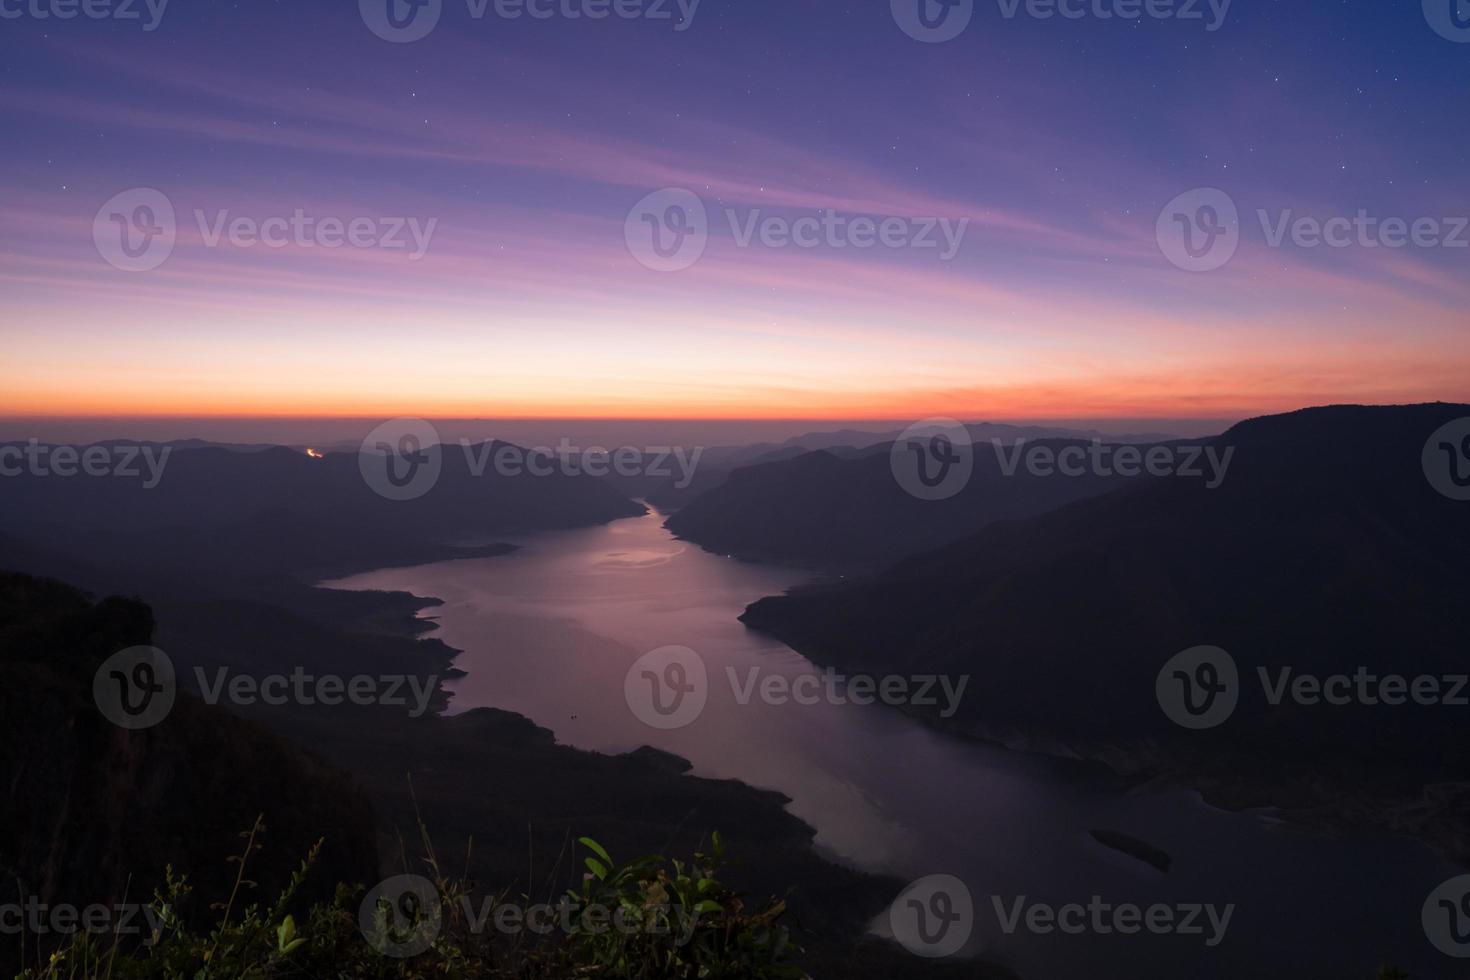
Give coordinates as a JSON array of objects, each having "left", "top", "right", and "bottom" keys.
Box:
[{"left": 0, "top": 572, "right": 378, "bottom": 917}]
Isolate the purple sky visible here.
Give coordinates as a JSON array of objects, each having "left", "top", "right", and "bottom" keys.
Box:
[{"left": 2, "top": 0, "right": 1468, "bottom": 429}]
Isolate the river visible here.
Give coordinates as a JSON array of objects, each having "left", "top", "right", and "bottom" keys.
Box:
[{"left": 325, "top": 506, "right": 1457, "bottom": 979}]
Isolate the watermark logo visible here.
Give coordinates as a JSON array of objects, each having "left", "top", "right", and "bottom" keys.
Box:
[
  {"left": 358, "top": 425, "right": 705, "bottom": 499},
  {"left": 1160, "top": 188, "right": 1470, "bottom": 271},
  {"left": 0, "top": 0, "right": 169, "bottom": 30},
  {"left": 1157, "top": 188, "right": 1239, "bottom": 272},
  {"left": 1160, "top": 647, "right": 1469, "bottom": 729},
  {"left": 1424, "top": 0, "right": 1470, "bottom": 42},
  {"left": 1425, "top": 875, "right": 1470, "bottom": 957},
  {"left": 889, "top": 874, "right": 973, "bottom": 957},
  {"left": 625, "top": 189, "right": 968, "bottom": 270},
  {"left": 93, "top": 647, "right": 435, "bottom": 728},
  {"left": 94, "top": 192, "right": 437, "bottom": 269},
  {"left": 624, "top": 645, "right": 708, "bottom": 730},
  {"left": 360, "top": 874, "right": 442, "bottom": 958},
  {"left": 93, "top": 646, "right": 176, "bottom": 730},
  {"left": 890, "top": 418, "right": 974, "bottom": 501},
  {"left": 625, "top": 188, "right": 709, "bottom": 272},
  {"left": 1423, "top": 418, "right": 1470, "bottom": 501},
  {"left": 93, "top": 188, "right": 176, "bottom": 272},
  {"left": 360, "top": 418, "right": 444, "bottom": 501},
  {"left": 1156, "top": 645, "right": 1238, "bottom": 730},
  {"left": 360, "top": 0, "right": 442, "bottom": 40},
  {"left": 891, "top": 0, "right": 973, "bottom": 42},
  {"left": 624, "top": 650, "right": 969, "bottom": 729}
]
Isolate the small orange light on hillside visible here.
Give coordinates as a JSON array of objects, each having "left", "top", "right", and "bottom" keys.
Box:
[{"left": 305, "top": 448, "right": 324, "bottom": 459}]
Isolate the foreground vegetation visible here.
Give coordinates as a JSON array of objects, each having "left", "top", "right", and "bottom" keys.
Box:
[{"left": 12, "top": 819, "right": 805, "bottom": 980}]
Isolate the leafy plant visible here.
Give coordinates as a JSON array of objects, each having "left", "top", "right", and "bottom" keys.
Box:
[
  {"left": 564, "top": 832, "right": 805, "bottom": 979},
  {"left": 11, "top": 825, "right": 807, "bottom": 980}
]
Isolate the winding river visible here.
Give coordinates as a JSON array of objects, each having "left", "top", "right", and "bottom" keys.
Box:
[{"left": 325, "top": 506, "right": 1457, "bottom": 979}]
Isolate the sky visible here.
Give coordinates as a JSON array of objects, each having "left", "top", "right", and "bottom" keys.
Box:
[{"left": 1, "top": 0, "right": 1468, "bottom": 432}]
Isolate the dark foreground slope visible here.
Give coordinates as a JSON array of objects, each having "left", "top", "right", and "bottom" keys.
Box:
[
  {"left": 742, "top": 404, "right": 1470, "bottom": 858},
  {"left": 0, "top": 572, "right": 379, "bottom": 921}
]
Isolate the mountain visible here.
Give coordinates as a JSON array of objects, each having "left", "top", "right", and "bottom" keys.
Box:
[
  {"left": 769, "top": 422, "right": 1186, "bottom": 452},
  {"left": 662, "top": 435, "right": 1204, "bottom": 567},
  {"left": 0, "top": 442, "right": 643, "bottom": 579},
  {"left": 630, "top": 422, "right": 1188, "bottom": 514},
  {"left": 739, "top": 404, "right": 1470, "bottom": 855},
  {"left": 0, "top": 572, "right": 378, "bottom": 930},
  {"left": 635, "top": 444, "right": 812, "bottom": 509}
]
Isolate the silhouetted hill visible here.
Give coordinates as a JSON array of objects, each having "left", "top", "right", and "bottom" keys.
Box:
[
  {"left": 0, "top": 442, "right": 642, "bottom": 578},
  {"left": 741, "top": 404, "right": 1470, "bottom": 856},
  {"left": 0, "top": 572, "right": 378, "bottom": 938},
  {"left": 769, "top": 421, "right": 1184, "bottom": 452},
  {"left": 637, "top": 422, "right": 1187, "bottom": 515},
  {"left": 664, "top": 436, "right": 1191, "bottom": 567}
]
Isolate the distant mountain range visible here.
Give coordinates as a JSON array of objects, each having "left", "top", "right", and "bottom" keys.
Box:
[
  {"left": 765, "top": 421, "right": 1187, "bottom": 452},
  {"left": 661, "top": 425, "right": 1203, "bottom": 567},
  {"left": 740, "top": 404, "right": 1470, "bottom": 860},
  {"left": 0, "top": 441, "right": 642, "bottom": 582},
  {"left": 642, "top": 421, "right": 1191, "bottom": 540}
]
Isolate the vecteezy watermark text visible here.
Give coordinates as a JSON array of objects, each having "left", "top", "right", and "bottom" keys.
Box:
[
  {"left": 0, "top": 898, "right": 166, "bottom": 944},
  {"left": 0, "top": 440, "right": 171, "bottom": 488},
  {"left": 1157, "top": 645, "right": 1470, "bottom": 729},
  {"left": 728, "top": 667, "right": 969, "bottom": 717},
  {"left": 992, "top": 438, "right": 1233, "bottom": 489},
  {"left": 1158, "top": 187, "right": 1469, "bottom": 272},
  {"left": 360, "top": 0, "right": 699, "bottom": 43},
  {"left": 194, "top": 666, "right": 437, "bottom": 718},
  {"left": 193, "top": 210, "right": 437, "bottom": 258},
  {"left": 624, "top": 187, "right": 969, "bottom": 272},
  {"left": 93, "top": 188, "right": 438, "bottom": 272},
  {"left": 887, "top": 417, "right": 1234, "bottom": 501},
  {"left": 622, "top": 645, "right": 969, "bottom": 730},
  {"left": 93, "top": 646, "right": 437, "bottom": 730},
  {"left": 358, "top": 417, "right": 704, "bottom": 501},
  {"left": 0, "top": 0, "right": 168, "bottom": 30},
  {"left": 891, "top": 0, "right": 1230, "bottom": 43},
  {"left": 461, "top": 439, "right": 702, "bottom": 485},
  {"left": 990, "top": 895, "right": 1234, "bottom": 946},
  {"left": 359, "top": 874, "right": 703, "bottom": 958},
  {"left": 885, "top": 875, "right": 1233, "bottom": 957}
]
